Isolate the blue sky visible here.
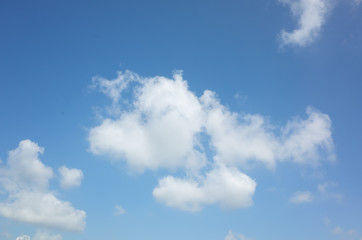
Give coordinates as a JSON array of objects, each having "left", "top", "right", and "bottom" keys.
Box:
[{"left": 1, "top": 0, "right": 362, "bottom": 239}]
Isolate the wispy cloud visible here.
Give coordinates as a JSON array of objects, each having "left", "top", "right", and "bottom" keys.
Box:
[
  {"left": 114, "top": 205, "right": 126, "bottom": 215},
  {"left": 278, "top": 0, "right": 332, "bottom": 47},
  {"left": 289, "top": 191, "right": 313, "bottom": 204},
  {"left": 225, "top": 230, "right": 251, "bottom": 240},
  {"left": 332, "top": 226, "right": 361, "bottom": 240}
]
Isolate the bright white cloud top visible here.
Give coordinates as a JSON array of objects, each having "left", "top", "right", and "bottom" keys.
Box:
[
  {"left": 153, "top": 165, "right": 256, "bottom": 212},
  {"left": 88, "top": 70, "right": 335, "bottom": 211},
  {"left": 0, "top": 140, "right": 86, "bottom": 232},
  {"left": 279, "top": 0, "right": 331, "bottom": 46},
  {"left": 59, "top": 166, "right": 84, "bottom": 189}
]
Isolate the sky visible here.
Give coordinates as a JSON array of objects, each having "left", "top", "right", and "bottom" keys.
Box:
[{"left": 0, "top": 0, "right": 362, "bottom": 239}]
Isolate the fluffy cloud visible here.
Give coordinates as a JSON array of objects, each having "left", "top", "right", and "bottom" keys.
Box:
[
  {"left": 279, "top": 0, "right": 331, "bottom": 47},
  {"left": 202, "top": 92, "right": 334, "bottom": 169},
  {"left": 59, "top": 166, "right": 84, "bottom": 189},
  {"left": 89, "top": 70, "right": 335, "bottom": 211},
  {"left": 225, "top": 230, "right": 251, "bottom": 240},
  {"left": 0, "top": 140, "right": 86, "bottom": 232},
  {"left": 289, "top": 191, "right": 313, "bottom": 204},
  {"left": 89, "top": 71, "right": 206, "bottom": 173},
  {"left": 0, "top": 140, "right": 53, "bottom": 192},
  {"left": 153, "top": 165, "right": 256, "bottom": 211},
  {"left": 0, "top": 190, "right": 85, "bottom": 231}
]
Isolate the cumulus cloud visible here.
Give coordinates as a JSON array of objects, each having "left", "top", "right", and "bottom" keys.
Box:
[
  {"left": 89, "top": 70, "right": 335, "bottom": 211},
  {"left": 0, "top": 140, "right": 86, "bottom": 232},
  {"left": 279, "top": 0, "right": 332, "bottom": 47},
  {"left": 153, "top": 165, "right": 256, "bottom": 211},
  {"left": 59, "top": 166, "right": 84, "bottom": 189},
  {"left": 89, "top": 71, "right": 206, "bottom": 173},
  {"left": 225, "top": 230, "right": 251, "bottom": 240},
  {"left": 0, "top": 140, "right": 53, "bottom": 192},
  {"left": 0, "top": 190, "right": 85, "bottom": 231},
  {"left": 289, "top": 191, "right": 313, "bottom": 204}
]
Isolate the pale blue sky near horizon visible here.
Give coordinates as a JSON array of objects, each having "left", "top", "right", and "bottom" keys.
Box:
[{"left": 1, "top": 0, "right": 362, "bottom": 240}]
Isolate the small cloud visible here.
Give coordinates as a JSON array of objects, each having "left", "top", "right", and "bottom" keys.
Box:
[
  {"left": 16, "top": 236, "right": 31, "bottom": 240},
  {"left": 153, "top": 165, "right": 256, "bottom": 212},
  {"left": 323, "top": 216, "right": 331, "bottom": 226},
  {"left": 317, "top": 182, "right": 343, "bottom": 201},
  {"left": 289, "top": 191, "right": 313, "bottom": 204},
  {"left": 332, "top": 226, "right": 360, "bottom": 240},
  {"left": 333, "top": 227, "right": 344, "bottom": 235},
  {"left": 114, "top": 205, "right": 126, "bottom": 215},
  {"left": 234, "top": 92, "right": 248, "bottom": 105},
  {"left": 59, "top": 166, "right": 84, "bottom": 189},
  {"left": 33, "top": 231, "right": 62, "bottom": 240},
  {"left": 278, "top": 0, "right": 332, "bottom": 47},
  {"left": 225, "top": 230, "right": 251, "bottom": 240},
  {"left": 267, "top": 187, "right": 278, "bottom": 192}
]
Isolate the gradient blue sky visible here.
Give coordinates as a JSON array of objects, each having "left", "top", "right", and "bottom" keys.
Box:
[{"left": 1, "top": 0, "right": 362, "bottom": 240}]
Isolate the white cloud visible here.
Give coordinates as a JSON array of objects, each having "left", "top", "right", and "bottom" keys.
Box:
[
  {"left": 201, "top": 90, "right": 278, "bottom": 169},
  {"left": 0, "top": 140, "right": 53, "bottom": 192},
  {"left": 202, "top": 92, "right": 334, "bottom": 169},
  {"left": 0, "top": 190, "right": 85, "bottom": 231},
  {"left": 225, "top": 230, "right": 251, "bottom": 240},
  {"left": 279, "top": 0, "right": 331, "bottom": 47},
  {"left": 59, "top": 166, "right": 84, "bottom": 189},
  {"left": 153, "top": 165, "right": 256, "bottom": 212},
  {"left": 289, "top": 191, "right": 313, "bottom": 204},
  {"left": 16, "top": 231, "right": 62, "bottom": 240},
  {"left": 16, "top": 236, "right": 31, "bottom": 240},
  {"left": 91, "top": 70, "right": 140, "bottom": 103},
  {"left": 89, "top": 70, "right": 335, "bottom": 211},
  {"left": 114, "top": 205, "right": 126, "bottom": 215},
  {"left": 279, "top": 106, "right": 335, "bottom": 165},
  {"left": 0, "top": 140, "right": 86, "bottom": 232},
  {"left": 89, "top": 71, "right": 206, "bottom": 173}
]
